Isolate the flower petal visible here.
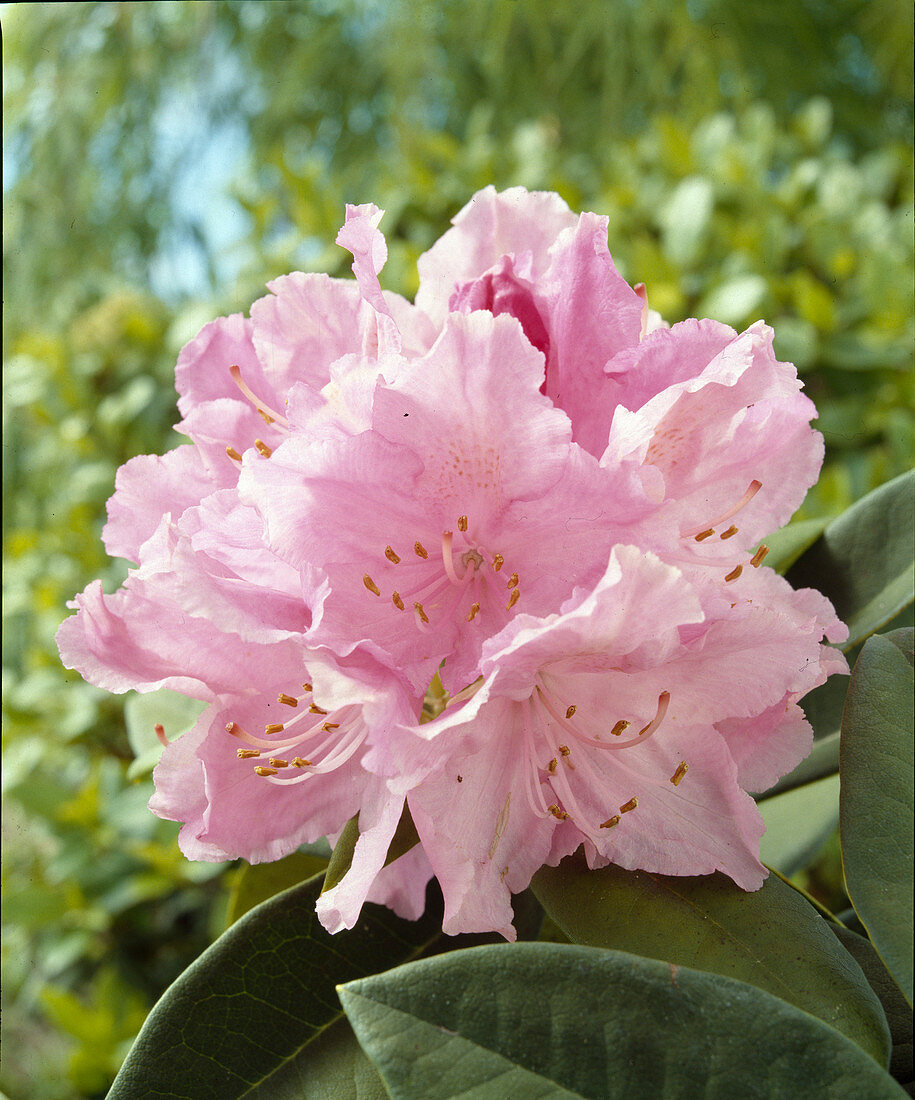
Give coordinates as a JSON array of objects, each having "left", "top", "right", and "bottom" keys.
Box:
[
  {"left": 102, "top": 445, "right": 219, "bottom": 564},
  {"left": 416, "top": 185, "right": 578, "bottom": 325},
  {"left": 408, "top": 697, "right": 556, "bottom": 940}
]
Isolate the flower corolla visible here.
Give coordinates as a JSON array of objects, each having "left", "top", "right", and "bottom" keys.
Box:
[{"left": 58, "top": 187, "right": 847, "bottom": 940}]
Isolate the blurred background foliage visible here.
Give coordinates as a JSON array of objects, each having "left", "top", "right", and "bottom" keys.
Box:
[{"left": 2, "top": 1, "right": 912, "bottom": 1095}]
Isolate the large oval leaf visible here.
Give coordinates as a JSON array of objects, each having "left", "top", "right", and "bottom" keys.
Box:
[
  {"left": 339, "top": 943, "right": 904, "bottom": 1099},
  {"left": 225, "top": 850, "right": 329, "bottom": 925},
  {"left": 786, "top": 471, "right": 915, "bottom": 650},
  {"left": 108, "top": 874, "right": 448, "bottom": 1098},
  {"left": 532, "top": 855, "right": 890, "bottom": 1065},
  {"left": 841, "top": 629, "right": 914, "bottom": 1005},
  {"left": 252, "top": 1019, "right": 387, "bottom": 1100},
  {"left": 759, "top": 772, "right": 839, "bottom": 874},
  {"left": 764, "top": 516, "right": 829, "bottom": 574},
  {"left": 831, "top": 925, "right": 914, "bottom": 1088}
]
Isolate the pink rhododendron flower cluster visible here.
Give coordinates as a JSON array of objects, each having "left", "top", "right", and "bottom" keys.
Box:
[{"left": 59, "top": 187, "right": 847, "bottom": 941}]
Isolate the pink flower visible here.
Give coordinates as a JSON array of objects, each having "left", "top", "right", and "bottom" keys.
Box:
[
  {"left": 600, "top": 318, "right": 824, "bottom": 567},
  {"left": 240, "top": 308, "right": 643, "bottom": 695},
  {"left": 103, "top": 203, "right": 431, "bottom": 566},
  {"left": 417, "top": 186, "right": 647, "bottom": 458},
  {"left": 59, "top": 487, "right": 429, "bottom": 928},
  {"left": 395, "top": 545, "right": 846, "bottom": 940},
  {"left": 58, "top": 188, "right": 848, "bottom": 942}
]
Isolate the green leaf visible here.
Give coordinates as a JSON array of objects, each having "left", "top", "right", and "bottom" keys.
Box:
[
  {"left": 324, "top": 806, "right": 421, "bottom": 896},
  {"left": 759, "top": 773, "right": 840, "bottom": 874},
  {"left": 108, "top": 873, "right": 448, "bottom": 1098},
  {"left": 323, "top": 814, "right": 360, "bottom": 894},
  {"left": 764, "top": 516, "right": 829, "bottom": 574},
  {"left": 123, "top": 689, "right": 206, "bottom": 780},
  {"left": 257, "top": 1019, "right": 388, "bottom": 1100},
  {"left": 786, "top": 471, "right": 915, "bottom": 650},
  {"left": 831, "top": 926, "right": 914, "bottom": 1088},
  {"left": 840, "top": 629, "right": 914, "bottom": 1005},
  {"left": 340, "top": 944, "right": 905, "bottom": 1099},
  {"left": 531, "top": 855, "right": 891, "bottom": 1065},
  {"left": 226, "top": 851, "right": 329, "bottom": 925}
]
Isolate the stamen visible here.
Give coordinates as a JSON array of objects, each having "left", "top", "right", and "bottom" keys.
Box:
[
  {"left": 227, "top": 715, "right": 339, "bottom": 752},
  {"left": 535, "top": 687, "right": 670, "bottom": 752},
  {"left": 565, "top": 705, "right": 577, "bottom": 720},
  {"left": 467, "top": 602, "right": 481, "bottom": 622},
  {"left": 548, "top": 758, "right": 558, "bottom": 773},
  {"left": 254, "top": 439, "right": 273, "bottom": 459},
  {"left": 458, "top": 515, "right": 468, "bottom": 532},
  {"left": 610, "top": 720, "right": 630, "bottom": 737},
  {"left": 414, "top": 541, "right": 428, "bottom": 559},
  {"left": 392, "top": 591, "right": 406, "bottom": 611},
  {"left": 548, "top": 804, "right": 570, "bottom": 821},
  {"left": 719, "top": 524, "right": 738, "bottom": 539},
  {"left": 506, "top": 588, "right": 521, "bottom": 611},
  {"left": 268, "top": 758, "right": 289, "bottom": 768},
  {"left": 492, "top": 553, "right": 504, "bottom": 572},
  {"left": 257, "top": 408, "right": 275, "bottom": 425},
  {"left": 260, "top": 722, "right": 369, "bottom": 786},
  {"left": 683, "top": 480, "right": 762, "bottom": 539},
  {"left": 154, "top": 723, "right": 168, "bottom": 748},
  {"left": 750, "top": 545, "right": 769, "bottom": 568},
  {"left": 264, "top": 723, "right": 285, "bottom": 734},
  {"left": 670, "top": 762, "right": 689, "bottom": 786},
  {"left": 321, "top": 722, "right": 340, "bottom": 731},
  {"left": 506, "top": 572, "right": 519, "bottom": 589},
  {"left": 619, "top": 797, "right": 638, "bottom": 814},
  {"left": 558, "top": 745, "right": 571, "bottom": 757},
  {"left": 225, "top": 446, "right": 243, "bottom": 462},
  {"left": 600, "top": 815, "right": 621, "bottom": 829},
  {"left": 302, "top": 683, "right": 313, "bottom": 693},
  {"left": 363, "top": 574, "right": 381, "bottom": 596},
  {"left": 414, "top": 601, "right": 430, "bottom": 624},
  {"left": 278, "top": 693, "right": 298, "bottom": 707},
  {"left": 306, "top": 728, "right": 367, "bottom": 774},
  {"left": 518, "top": 702, "right": 553, "bottom": 820},
  {"left": 725, "top": 565, "right": 743, "bottom": 583},
  {"left": 236, "top": 748, "right": 260, "bottom": 759},
  {"left": 441, "top": 531, "right": 463, "bottom": 585},
  {"left": 385, "top": 546, "right": 401, "bottom": 564},
  {"left": 228, "top": 364, "right": 289, "bottom": 427},
  {"left": 637, "top": 692, "right": 670, "bottom": 739},
  {"left": 396, "top": 569, "right": 452, "bottom": 603},
  {"left": 309, "top": 704, "right": 328, "bottom": 715},
  {"left": 255, "top": 766, "right": 278, "bottom": 777}
]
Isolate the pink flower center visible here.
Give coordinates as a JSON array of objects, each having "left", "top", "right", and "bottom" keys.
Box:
[
  {"left": 362, "top": 514, "right": 523, "bottom": 635},
  {"left": 226, "top": 682, "right": 368, "bottom": 787}
]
